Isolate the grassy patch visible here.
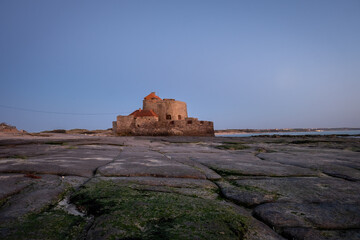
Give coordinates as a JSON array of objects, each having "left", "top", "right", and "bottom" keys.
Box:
[
  {"left": 289, "top": 139, "right": 360, "bottom": 152},
  {"left": 6, "top": 155, "right": 28, "bottom": 159},
  {"left": 210, "top": 168, "right": 239, "bottom": 176},
  {"left": 255, "top": 147, "right": 276, "bottom": 153},
  {"left": 346, "top": 146, "right": 360, "bottom": 152},
  {"left": 71, "top": 180, "right": 248, "bottom": 240},
  {"left": 290, "top": 211, "right": 305, "bottom": 216},
  {"left": 44, "top": 141, "right": 68, "bottom": 145},
  {"left": 76, "top": 143, "right": 124, "bottom": 147},
  {"left": 233, "top": 183, "right": 269, "bottom": 194},
  {"left": 0, "top": 196, "right": 9, "bottom": 208},
  {"left": 216, "top": 142, "right": 250, "bottom": 150},
  {"left": 230, "top": 180, "right": 279, "bottom": 198},
  {"left": 264, "top": 139, "right": 288, "bottom": 144},
  {"left": 0, "top": 209, "right": 86, "bottom": 240},
  {"left": 290, "top": 140, "right": 317, "bottom": 144},
  {"left": 41, "top": 129, "right": 67, "bottom": 134},
  {"left": 67, "top": 146, "right": 78, "bottom": 149},
  {"left": 290, "top": 139, "right": 345, "bottom": 145},
  {"left": 208, "top": 166, "right": 253, "bottom": 177}
]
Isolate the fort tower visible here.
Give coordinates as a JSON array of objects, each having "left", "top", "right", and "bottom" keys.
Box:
[
  {"left": 142, "top": 92, "right": 188, "bottom": 121},
  {"left": 113, "top": 92, "right": 214, "bottom": 136}
]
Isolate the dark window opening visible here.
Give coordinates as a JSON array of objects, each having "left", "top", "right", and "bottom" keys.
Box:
[
  {"left": 170, "top": 121, "right": 175, "bottom": 125},
  {"left": 200, "top": 121, "right": 204, "bottom": 125},
  {"left": 166, "top": 115, "right": 172, "bottom": 120},
  {"left": 137, "top": 124, "right": 140, "bottom": 127},
  {"left": 187, "top": 120, "right": 193, "bottom": 124},
  {"left": 178, "top": 115, "right": 182, "bottom": 120}
]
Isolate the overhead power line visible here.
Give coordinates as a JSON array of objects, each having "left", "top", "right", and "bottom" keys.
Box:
[{"left": 0, "top": 104, "right": 125, "bottom": 115}]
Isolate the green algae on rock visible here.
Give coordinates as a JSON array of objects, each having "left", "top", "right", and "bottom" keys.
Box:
[
  {"left": 71, "top": 180, "right": 249, "bottom": 240},
  {"left": 216, "top": 142, "right": 250, "bottom": 150},
  {"left": 0, "top": 209, "right": 86, "bottom": 240}
]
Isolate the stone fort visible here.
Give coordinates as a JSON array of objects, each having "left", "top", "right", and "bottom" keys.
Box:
[{"left": 113, "top": 92, "right": 214, "bottom": 136}]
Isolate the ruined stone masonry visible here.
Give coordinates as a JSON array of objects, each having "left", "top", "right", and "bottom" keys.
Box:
[{"left": 113, "top": 92, "right": 214, "bottom": 136}]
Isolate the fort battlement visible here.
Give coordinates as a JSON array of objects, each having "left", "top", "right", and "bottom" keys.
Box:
[{"left": 113, "top": 92, "right": 214, "bottom": 136}]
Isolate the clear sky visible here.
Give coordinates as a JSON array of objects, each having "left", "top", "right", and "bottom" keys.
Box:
[{"left": 1, "top": 0, "right": 359, "bottom": 132}]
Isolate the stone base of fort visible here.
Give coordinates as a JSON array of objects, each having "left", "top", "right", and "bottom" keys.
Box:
[{"left": 113, "top": 119, "right": 215, "bottom": 137}]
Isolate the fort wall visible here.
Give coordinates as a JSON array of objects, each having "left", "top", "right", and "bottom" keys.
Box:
[
  {"left": 143, "top": 99, "right": 187, "bottom": 121},
  {"left": 113, "top": 117, "right": 214, "bottom": 136},
  {"left": 113, "top": 92, "right": 214, "bottom": 136},
  {"left": 134, "top": 116, "right": 158, "bottom": 128}
]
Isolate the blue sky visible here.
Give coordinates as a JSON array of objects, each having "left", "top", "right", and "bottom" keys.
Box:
[{"left": 1, "top": 0, "right": 359, "bottom": 131}]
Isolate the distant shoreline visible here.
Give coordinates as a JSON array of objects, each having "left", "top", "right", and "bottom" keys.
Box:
[{"left": 215, "top": 128, "right": 360, "bottom": 136}]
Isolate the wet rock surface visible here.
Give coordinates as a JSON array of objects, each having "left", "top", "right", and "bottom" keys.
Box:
[{"left": 0, "top": 134, "right": 359, "bottom": 239}]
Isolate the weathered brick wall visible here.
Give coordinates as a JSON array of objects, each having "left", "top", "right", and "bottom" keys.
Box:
[
  {"left": 134, "top": 116, "right": 159, "bottom": 128},
  {"left": 113, "top": 115, "right": 135, "bottom": 135},
  {"left": 113, "top": 116, "right": 214, "bottom": 136}
]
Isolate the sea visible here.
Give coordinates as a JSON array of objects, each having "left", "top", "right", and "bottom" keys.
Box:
[{"left": 216, "top": 130, "right": 360, "bottom": 138}]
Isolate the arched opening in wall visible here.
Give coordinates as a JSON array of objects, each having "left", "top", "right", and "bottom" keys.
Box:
[
  {"left": 187, "top": 120, "right": 192, "bottom": 124},
  {"left": 178, "top": 115, "right": 182, "bottom": 120},
  {"left": 166, "top": 115, "right": 172, "bottom": 120}
]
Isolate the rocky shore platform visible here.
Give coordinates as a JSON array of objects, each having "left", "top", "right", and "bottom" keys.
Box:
[{"left": 0, "top": 133, "right": 359, "bottom": 239}]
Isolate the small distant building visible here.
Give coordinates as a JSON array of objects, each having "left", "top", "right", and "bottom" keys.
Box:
[{"left": 113, "top": 92, "right": 214, "bottom": 136}]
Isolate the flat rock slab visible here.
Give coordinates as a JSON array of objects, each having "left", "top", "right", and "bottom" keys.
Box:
[
  {"left": 227, "top": 203, "right": 286, "bottom": 240},
  {"left": 153, "top": 142, "right": 222, "bottom": 154},
  {"left": 216, "top": 180, "right": 277, "bottom": 207},
  {"left": 258, "top": 151, "right": 360, "bottom": 181},
  {"left": 192, "top": 152, "right": 317, "bottom": 177},
  {"left": 0, "top": 147, "right": 119, "bottom": 177},
  {"left": 0, "top": 143, "right": 66, "bottom": 158},
  {"left": 282, "top": 227, "right": 360, "bottom": 240},
  {"left": 97, "top": 147, "right": 206, "bottom": 179},
  {"left": 0, "top": 174, "right": 34, "bottom": 200},
  {"left": 0, "top": 134, "right": 359, "bottom": 240},
  {"left": 95, "top": 176, "right": 219, "bottom": 199},
  {"left": 0, "top": 174, "right": 87, "bottom": 221},
  {"left": 235, "top": 177, "right": 360, "bottom": 204},
  {"left": 164, "top": 153, "right": 222, "bottom": 180},
  {"left": 97, "top": 176, "right": 217, "bottom": 189},
  {"left": 254, "top": 202, "right": 360, "bottom": 229}
]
